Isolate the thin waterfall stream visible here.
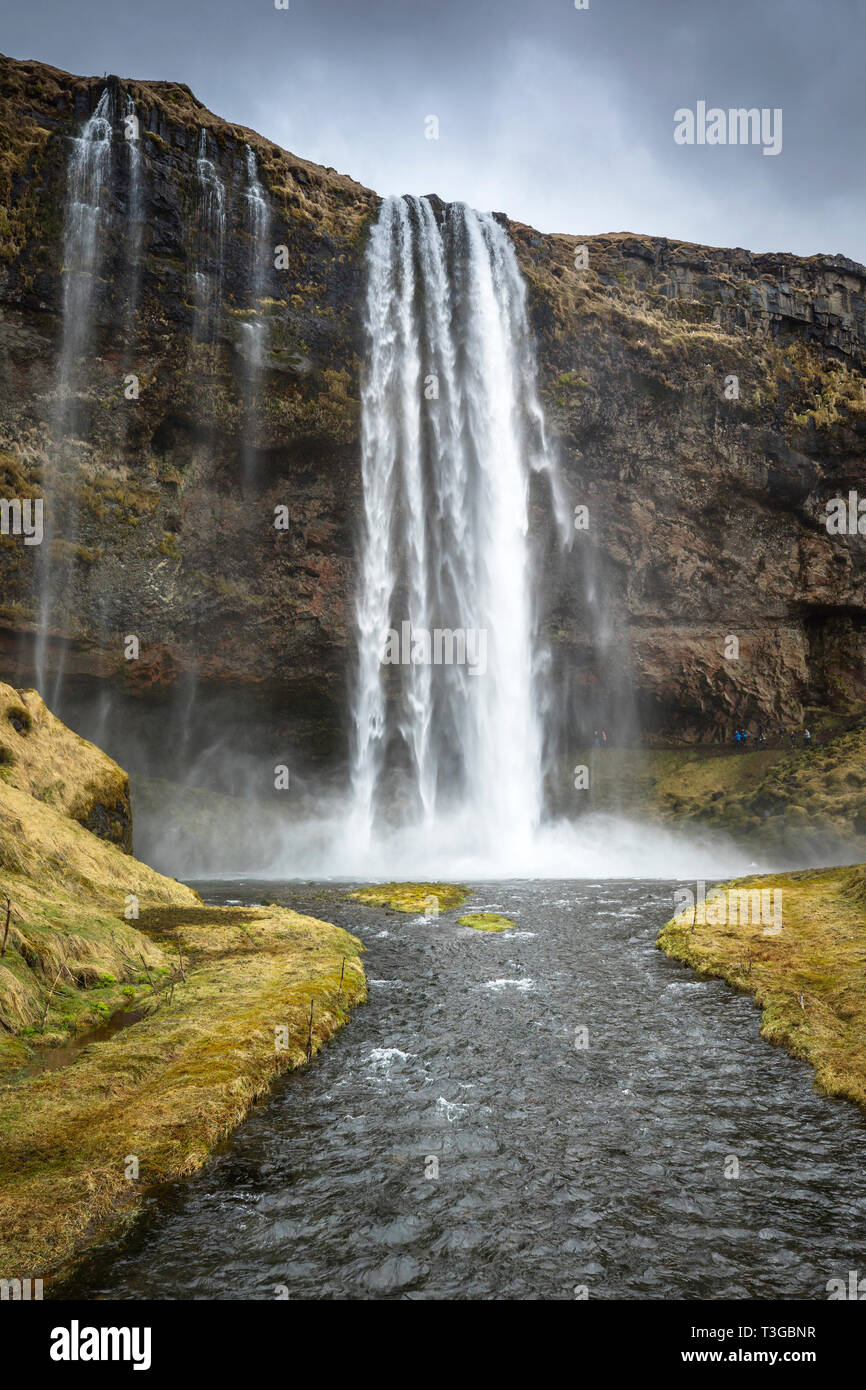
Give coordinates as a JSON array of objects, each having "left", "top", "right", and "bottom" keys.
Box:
[{"left": 36, "top": 89, "right": 113, "bottom": 707}]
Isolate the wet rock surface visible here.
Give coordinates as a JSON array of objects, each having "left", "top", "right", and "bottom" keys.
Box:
[{"left": 1, "top": 54, "right": 865, "bottom": 763}]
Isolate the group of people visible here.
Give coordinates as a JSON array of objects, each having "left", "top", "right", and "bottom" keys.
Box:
[
  {"left": 592, "top": 730, "right": 608, "bottom": 748},
  {"left": 733, "top": 726, "right": 812, "bottom": 749}
]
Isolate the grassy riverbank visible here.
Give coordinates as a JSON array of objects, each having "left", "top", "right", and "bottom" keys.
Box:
[
  {"left": 0, "top": 684, "right": 365, "bottom": 1277},
  {"left": 657, "top": 862, "right": 866, "bottom": 1110},
  {"left": 578, "top": 719, "right": 866, "bottom": 860}
]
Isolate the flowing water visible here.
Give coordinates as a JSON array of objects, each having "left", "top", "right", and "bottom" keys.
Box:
[
  {"left": 240, "top": 145, "right": 270, "bottom": 485},
  {"left": 36, "top": 89, "right": 113, "bottom": 706},
  {"left": 192, "top": 128, "right": 226, "bottom": 345},
  {"left": 350, "top": 196, "right": 569, "bottom": 864},
  {"left": 122, "top": 93, "right": 143, "bottom": 333},
  {"left": 62, "top": 879, "right": 866, "bottom": 1301}
]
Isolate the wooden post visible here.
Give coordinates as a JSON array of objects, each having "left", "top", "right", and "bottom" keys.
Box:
[
  {"left": 40, "top": 963, "right": 64, "bottom": 1033},
  {"left": 1, "top": 896, "right": 10, "bottom": 957},
  {"left": 139, "top": 952, "right": 159, "bottom": 995},
  {"left": 306, "top": 1000, "right": 314, "bottom": 1061}
]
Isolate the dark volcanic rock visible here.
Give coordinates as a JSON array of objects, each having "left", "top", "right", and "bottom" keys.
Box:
[{"left": 0, "top": 52, "right": 865, "bottom": 765}]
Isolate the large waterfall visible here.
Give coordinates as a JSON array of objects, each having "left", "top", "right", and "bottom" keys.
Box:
[{"left": 349, "top": 195, "right": 569, "bottom": 866}]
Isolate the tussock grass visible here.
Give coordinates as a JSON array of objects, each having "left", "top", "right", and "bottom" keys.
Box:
[
  {"left": 350, "top": 881, "right": 470, "bottom": 913},
  {"left": 0, "top": 683, "right": 130, "bottom": 839},
  {"left": 658, "top": 862, "right": 866, "bottom": 1113},
  {"left": 0, "top": 683, "right": 367, "bottom": 1274},
  {"left": 457, "top": 912, "right": 515, "bottom": 932},
  {"left": 0, "top": 902, "right": 364, "bottom": 1276},
  {"left": 0, "top": 682, "right": 197, "bottom": 1047}
]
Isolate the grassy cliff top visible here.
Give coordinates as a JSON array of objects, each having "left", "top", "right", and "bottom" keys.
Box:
[{"left": 0, "top": 50, "right": 379, "bottom": 246}]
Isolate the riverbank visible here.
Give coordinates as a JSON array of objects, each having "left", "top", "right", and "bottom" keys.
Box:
[
  {"left": 575, "top": 719, "right": 866, "bottom": 862},
  {"left": 657, "top": 862, "right": 866, "bottom": 1111},
  {"left": 0, "top": 684, "right": 365, "bottom": 1277}
]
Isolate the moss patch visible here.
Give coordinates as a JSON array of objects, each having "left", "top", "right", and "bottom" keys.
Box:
[
  {"left": 657, "top": 862, "right": 866, "bottom": 1113},
  {"left": 350, "top": 881, "right": 470, "bottom": 914},
  {"left": 580, "top": 723, "right": 866, "bottom": 858},
  {"left": 458, "top": 912, "right": 516, "bottom": 932}
]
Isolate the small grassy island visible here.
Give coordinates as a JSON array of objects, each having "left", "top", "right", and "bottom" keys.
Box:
[
  {"left": 658, "top": 862, "right": 866, "bottom": 1112},
  {"left": 349, "top": 884, "right": 515, "bottom": 930},
  {"left": 0, "top": 683, "right": 365, "bottom": 1277},
  {"left": 458, "top": 912, "right": 516, "bottom": 932},
  {"left": 350, "top": 881, "right": 470, "bottom": 913}
]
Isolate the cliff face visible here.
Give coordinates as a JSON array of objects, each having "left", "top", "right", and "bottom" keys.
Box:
[{"left": 1, "top": 52, "right": 865, "bottom": 772}]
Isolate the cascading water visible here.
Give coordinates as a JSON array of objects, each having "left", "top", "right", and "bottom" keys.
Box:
[
  {"left": 35, "top": 89, "right": 113, "bottom": 707},
  {"left": 240, "top": 146, "right": 270, "bottom": 484},
  {"left": 193, "top": 129, "right": 226, "bottom": 345},
  {"left": 175, "top": 131, "right": 228, "bottom": 761},
  {"left": 89, "top": 92, "right": 145, "bottom": 753},
  {"left": 122, "top": 94, "right": 143, "bottom": 331},
  {"left": 349, "top": 195, "right": 569, "bottom": 866}
]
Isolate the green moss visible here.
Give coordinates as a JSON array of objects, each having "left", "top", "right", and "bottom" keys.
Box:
[
  {"left": 457, "top": 912, "right": 516, "bottom": 932},
  {"left": 350, "top": 882, "right": 470, "bottom": 913}
]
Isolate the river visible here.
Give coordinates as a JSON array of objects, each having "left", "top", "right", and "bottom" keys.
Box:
[{"left": 60, "top": 879, "right": 866, "bottom": 1300}]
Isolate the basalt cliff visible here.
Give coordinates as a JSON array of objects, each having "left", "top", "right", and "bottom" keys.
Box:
[{"left": 1, "top": 53, "right": 865, "bottom": 794}]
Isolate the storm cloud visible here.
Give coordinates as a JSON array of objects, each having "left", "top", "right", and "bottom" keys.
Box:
[{"left": 4, "top": 0, "right": 863, "bottom": 259}]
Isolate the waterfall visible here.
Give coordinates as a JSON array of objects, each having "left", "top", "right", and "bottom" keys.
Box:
[
  {"left": 243, "top": 145, "right": 269, "bottom": 355},
  {"left": 174, "top": 131, "right": 228, "bottom": 761},
  {"left": 193, "top": 129, "right": 226, "bottom": 345},
  {"left": 240, "top": 146, "right": 270, "bottom": 483},
  {"left": 122, "top": 93, "right": 143, "bottom": 332},
  {"left": 349, "top": 195, "right": 567, "bottom": 861},
  {"left": 35, "top": 89, "right": 113, "bottom": 706}
]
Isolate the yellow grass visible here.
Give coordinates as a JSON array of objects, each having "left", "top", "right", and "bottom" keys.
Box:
[
  {"left": 0, "top": 903, "right": 364, "bottom": 1276},
  {"left": 0, "top": 682, "right": 367, "bottom": 1276},
  {"left": 657, "top": 863, "right": 866, "bottom": 1111},
  {"left": 458, "top": 913, "right": 515, "bottom": 932},
  {"left": 350, "top": 881, "right": 470, "bottom": 913}
]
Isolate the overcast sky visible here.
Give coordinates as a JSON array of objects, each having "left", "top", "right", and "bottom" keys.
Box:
[{"left": 5, "top": 0, "right": 863, "bottom": 261}]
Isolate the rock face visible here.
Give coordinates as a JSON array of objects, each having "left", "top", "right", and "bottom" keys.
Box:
[{"left": 0, "top": 53, "right": 865, "bottom": 785}]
